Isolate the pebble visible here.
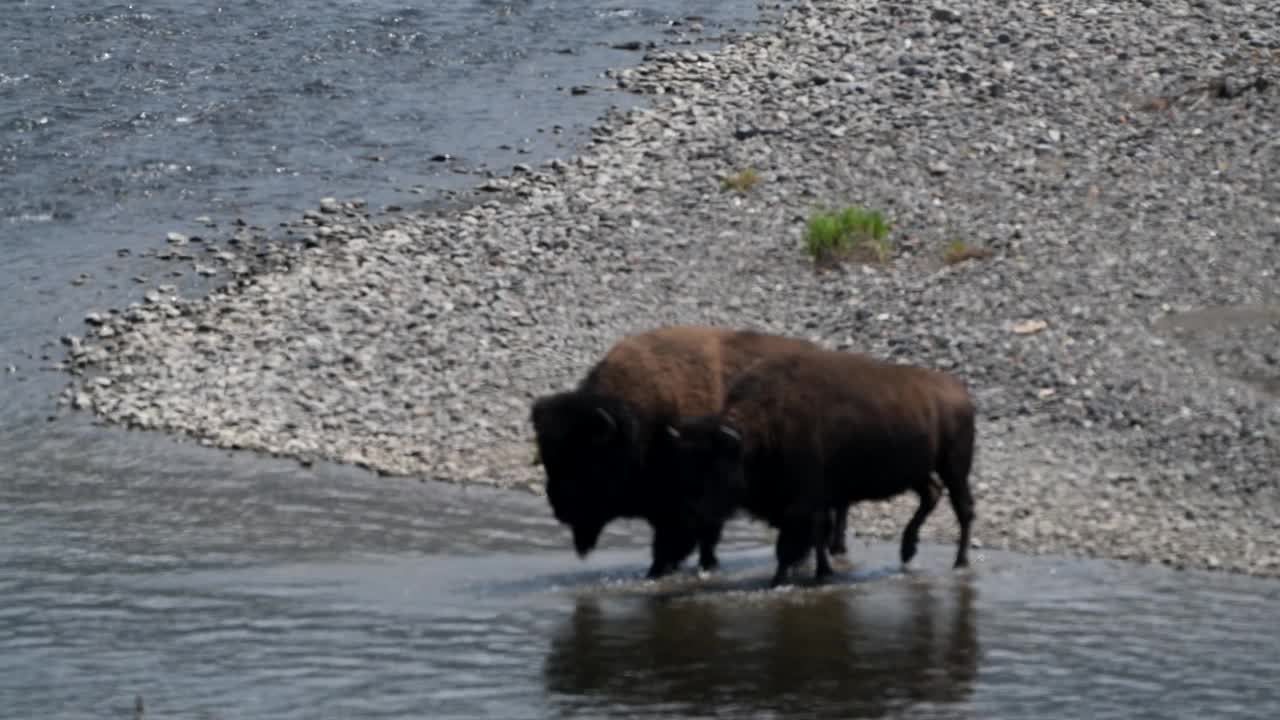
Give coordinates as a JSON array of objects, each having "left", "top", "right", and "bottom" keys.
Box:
[
  {"left": 54, "top": 0, "right": 1280, "bottom": 581},
  {"left": 1012, "top": 319, "right": 1048, "bottom": 335},
  {"left": 931, "top": 8, "right": 962, "bottom": 23}
]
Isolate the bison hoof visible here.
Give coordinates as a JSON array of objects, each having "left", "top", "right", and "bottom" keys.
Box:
[
  {"left": 901, "top": 543, "right": 918, "bottom": 566},
  {"left": 769, "top": 571, "right": 791, "bottom": 589},
  {"left": 646, "top": 564, "right": 672, "bottom": 580}
]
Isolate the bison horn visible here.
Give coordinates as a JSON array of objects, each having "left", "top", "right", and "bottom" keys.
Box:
[
  {"left": 718, "top": 425, "right": 741, "bottom": 444},
  {"left": 594, "top": 407, "right": 617, "bottom": 433}
]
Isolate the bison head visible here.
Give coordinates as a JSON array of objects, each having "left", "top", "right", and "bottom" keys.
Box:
[{"left": 530, "top": 390, "right": 640, "bottom": 557}]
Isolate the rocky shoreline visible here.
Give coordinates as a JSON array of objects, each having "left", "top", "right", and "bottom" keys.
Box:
[{"left": 60, "top": 1, "right": 1280, "bottom": 578}]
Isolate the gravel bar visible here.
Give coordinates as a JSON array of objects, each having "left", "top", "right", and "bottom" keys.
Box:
[{"left": 60, "top": 1, "right": 1280, "bottom": 579}]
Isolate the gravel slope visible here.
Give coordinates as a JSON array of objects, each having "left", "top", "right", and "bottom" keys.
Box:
[{"left": 61, "top": 1, "right": 1280, "bottom": 578}]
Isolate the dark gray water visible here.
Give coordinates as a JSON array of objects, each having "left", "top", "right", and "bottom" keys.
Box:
[
  {"left": 4, "top": 427, "right": 1279, "bottom": 719},
  {"left": 4, "top": 2, "right": 1280, "bottom": 718}
]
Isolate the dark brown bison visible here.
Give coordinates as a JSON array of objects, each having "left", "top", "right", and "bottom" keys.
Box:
[
  {"left": 666, "top": 347, "right": 977, "bottom": 587},
  {"left": 529, "top": 325, "right": 823, "bottom": 579}
]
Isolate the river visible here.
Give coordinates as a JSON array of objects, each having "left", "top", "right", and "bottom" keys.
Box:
[
  {"left": 2, "top": 2, "right": 1279, "bottom": 718},
  {"left": 3, "top": 432, "right": 1278, "bottom": 718}
]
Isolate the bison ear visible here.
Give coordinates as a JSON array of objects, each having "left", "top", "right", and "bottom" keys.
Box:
[
  {"left": 591, "top": 407, "right": 617, "bottom": 444},
  {"left": 714, "top": 424, "right": 743, "bottom": 456}
]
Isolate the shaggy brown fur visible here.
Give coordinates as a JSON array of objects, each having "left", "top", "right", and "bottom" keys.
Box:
[
  {"left": 530, "top": 325, "right": 822, "bottom": 579},
  {"left": 667, "top": 347, "right": 977, "bottom": 587}
]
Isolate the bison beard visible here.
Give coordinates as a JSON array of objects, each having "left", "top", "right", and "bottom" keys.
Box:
[
  {"left": 667, "top": 348, "right": 977, "bottom": 588},
  {"left": 528, "top": 325, "right": 825, "bottom": 579}
]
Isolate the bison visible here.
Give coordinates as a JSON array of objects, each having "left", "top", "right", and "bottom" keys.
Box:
[
  {"left": 665, "top": 347, "right": 976, "bottom": 587},
  {"left": 529, "top": 325, "right": 825, "bottom": 579}
]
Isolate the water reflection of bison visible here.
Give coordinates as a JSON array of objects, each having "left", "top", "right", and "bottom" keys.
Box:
[{"left": 542, "top": 577, "right": 980, "bottom": 718}]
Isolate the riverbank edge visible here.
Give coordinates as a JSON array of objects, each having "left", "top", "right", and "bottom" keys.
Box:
[{"left": 50, "top": 4, "right": 788, "bottom": 469}]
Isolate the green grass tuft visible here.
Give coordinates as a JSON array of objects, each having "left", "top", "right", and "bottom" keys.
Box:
[
  {"left": 942, "top": 239, "right": 994, "bottom": 265},
  {"left": 721, "top": 167, "right": 761, "bottom": 193},
  {"left": 804, "top": 206, "right": 893, "bottom": 267}
]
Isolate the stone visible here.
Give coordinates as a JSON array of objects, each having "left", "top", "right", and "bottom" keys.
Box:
[
  {"left": 931, "top": 8, "right": 961, "bottom": 23},
  {"left": 1012, "top": 319, "right": 1048, "bottom": 335}
]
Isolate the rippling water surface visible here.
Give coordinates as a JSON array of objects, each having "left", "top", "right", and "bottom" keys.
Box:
[
  {"left": 3, "top": 426, "right": 1279, "bottom": 719},
  {"left": 3, "top": 3, "right": 1280, "bottom": 718}
]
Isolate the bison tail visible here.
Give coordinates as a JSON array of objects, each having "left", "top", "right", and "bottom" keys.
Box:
[{"left": 938, "top": 409, "right": 975, "bottom": 488}]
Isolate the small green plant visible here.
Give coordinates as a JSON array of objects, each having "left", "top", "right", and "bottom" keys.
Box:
[
  {"left": 942, "top": 239, "right": 993, "bottom": 266},
  {"left": 721, "top": 167, "right": 761, "bottom": 193},
  {"left": 804, "top": 205, "right": 893, "bottom": 267}
]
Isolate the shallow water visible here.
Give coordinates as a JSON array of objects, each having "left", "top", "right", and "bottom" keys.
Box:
[
  {"left": 3, "top": 424, "right": 1279, "bottom": 719},
  {"left": 4, "top": 2, "right": 1280, "bottom": 718}
]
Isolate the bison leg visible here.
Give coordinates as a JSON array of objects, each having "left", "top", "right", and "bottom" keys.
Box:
[
  {"left": 900, "top": 475, "right": 943, "bottom": 566},
  {"left": 811, "top": 509, "right": 834, "bottom": 581},
  {"left": 828, "top": 502, "right": 850, "bottom": 556},
  {"left": 939, "top": 415, "right": 977, "bottom": 569},
  {"left": 695, "top": 519, "right": 723, "bottom": 574},
  {"left": 941, "top": 471, "right": 975, "bottom": 569},
  {"left": 947, "top": 484, "right": 975, "bottom": 569},
  {"left": 647, "top": 522, "right": 697, "bottom": 580},
  {"left": 771, "top": 514, "right": 815, "bottom": 588}
]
